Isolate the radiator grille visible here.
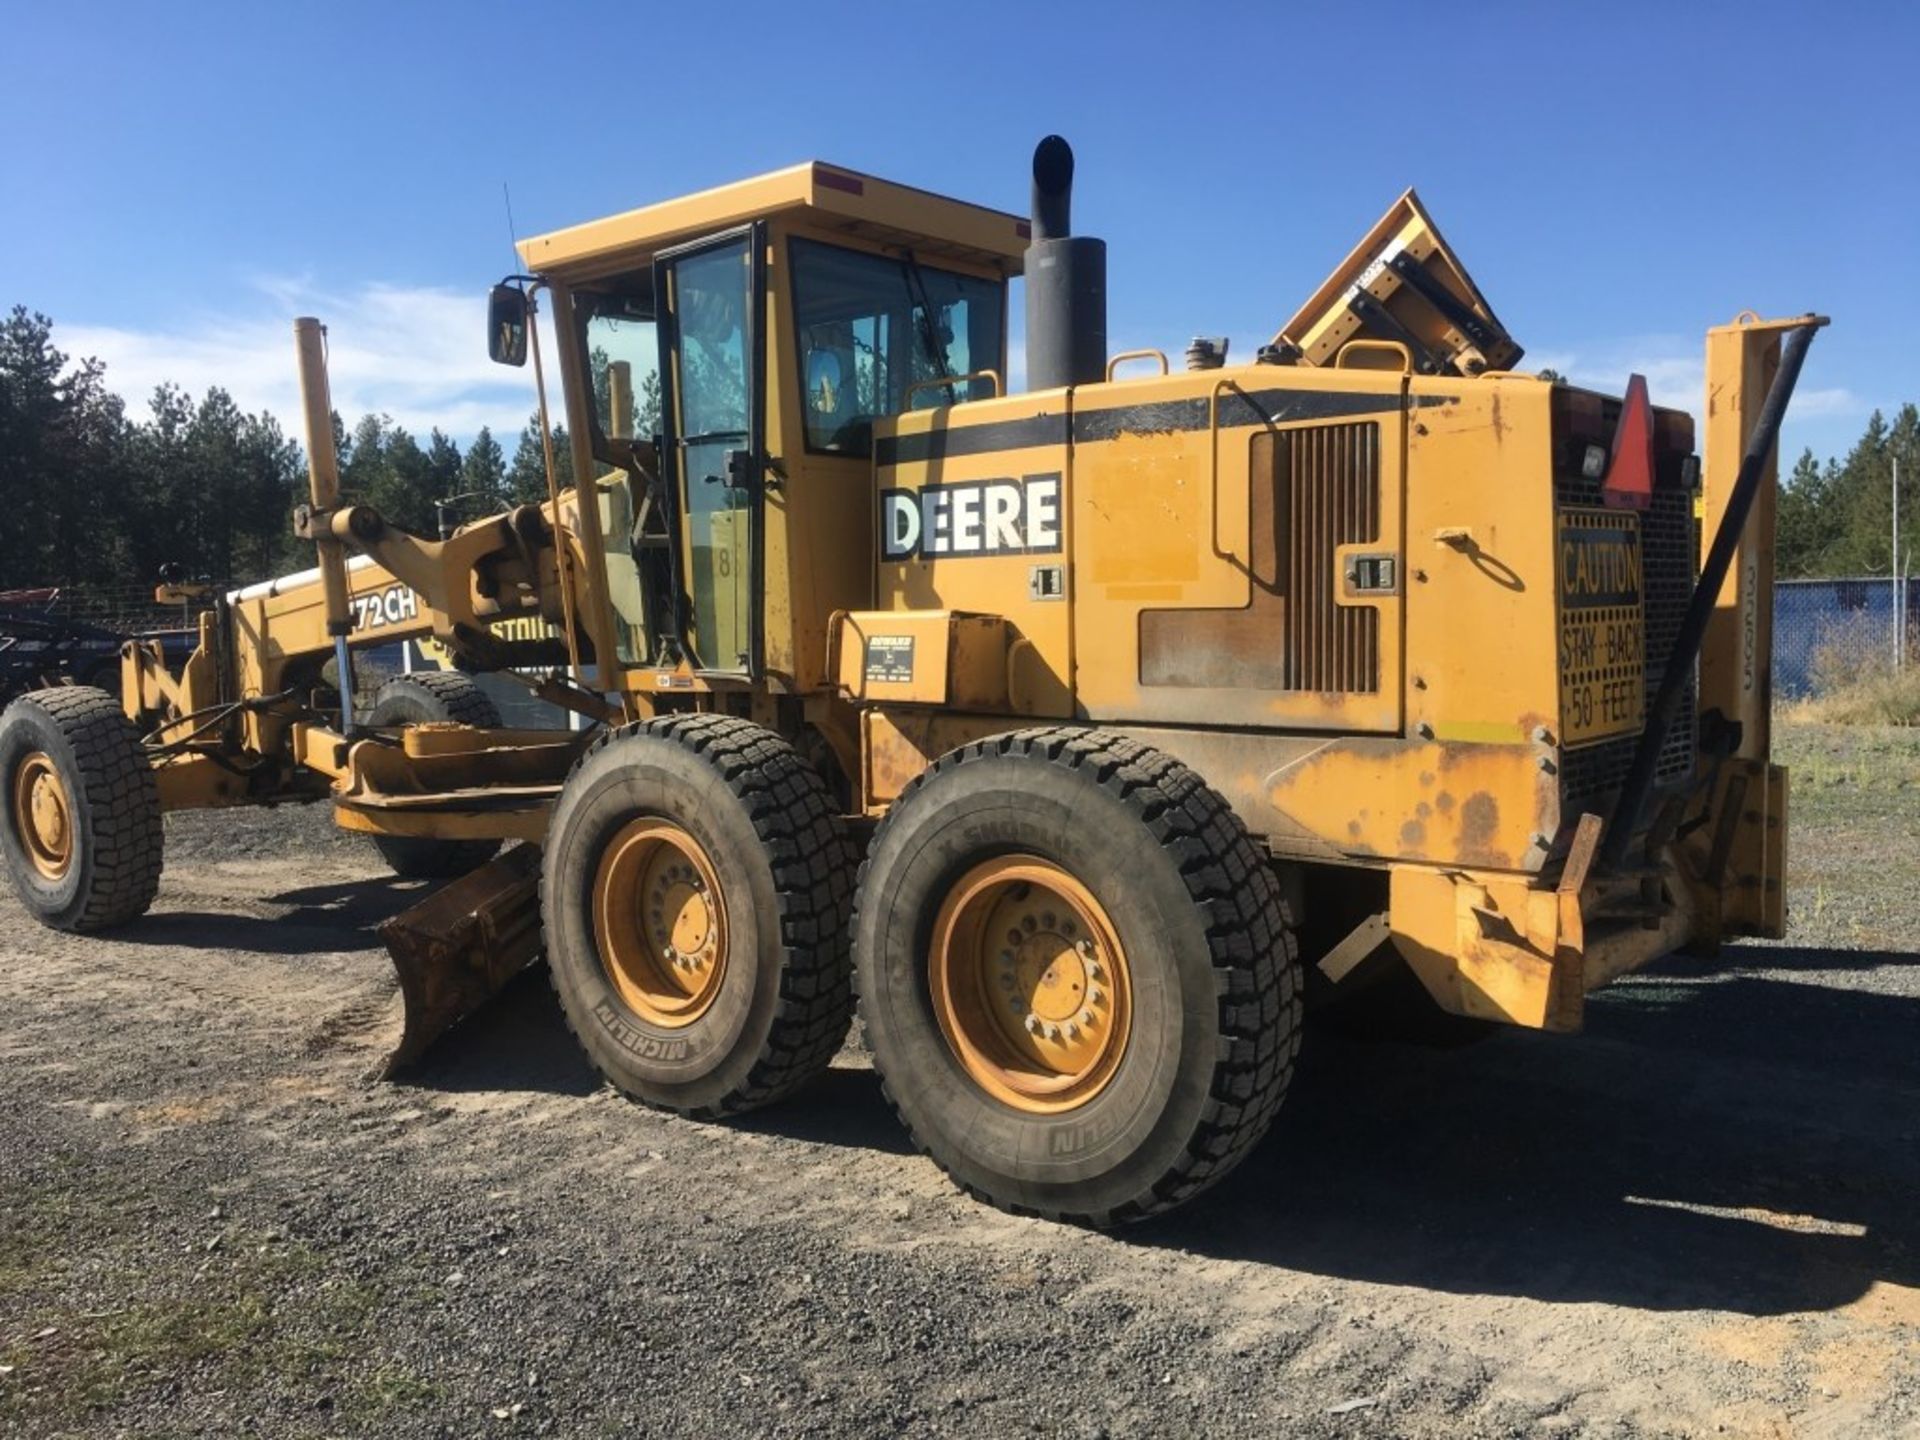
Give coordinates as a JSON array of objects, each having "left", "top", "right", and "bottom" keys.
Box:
[
  {"left": 1555, "top": 395, "right": 1699, "bottom": 818},
  {"left": 1282, "top": 421, "right": 1380, "bottom": 694}
]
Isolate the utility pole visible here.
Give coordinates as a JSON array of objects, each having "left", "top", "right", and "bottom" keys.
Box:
[{"left": 1896, "top": 456, "right": 1905, "bottom": 670}]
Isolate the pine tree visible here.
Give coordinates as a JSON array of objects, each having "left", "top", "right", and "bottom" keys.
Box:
[
  {"left": 129, "top": 383, "right": 198, "bottom": 582},
  {"left": 380, "top": 426, "right": 436, "bottom": 535},
  {"left": 460, "top": 425, "right": 507, "bottom": 506},
  {"left": 637, "top": 369, "right": 663, "bottom": 438},
  {"left": 0, "top": 308, "right": 133, "bottom": 587},
  {"left": 426, "top": 427, "right": 463, "bottom": 496},
  {"left": 507, "top": 413, "right": 571, "bottom": 505},
  {"left": 1777, "top": 450, "right": 1841, "bottom": 578}
]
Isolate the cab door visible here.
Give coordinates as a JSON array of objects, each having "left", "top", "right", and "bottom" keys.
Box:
[{"left": 655, "top": 224, "right": 767, "bottom": 676}]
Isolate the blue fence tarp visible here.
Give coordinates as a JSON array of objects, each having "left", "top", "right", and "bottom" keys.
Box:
[{"left": 1774, "top": 578, "right": 1919, "bottom": 696}]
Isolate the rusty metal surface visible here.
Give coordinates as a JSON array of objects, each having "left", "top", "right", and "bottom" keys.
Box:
[
  {"left": 378, "top": 844, "right": 544, "bottom": 1077},
  {"left": 1388, "top": 850, "right": 1695, "bottom": 1032}
]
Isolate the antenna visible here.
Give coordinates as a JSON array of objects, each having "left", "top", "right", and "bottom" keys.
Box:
[{"left": 501, "top": 182, "right": 521, "bottom": 268}]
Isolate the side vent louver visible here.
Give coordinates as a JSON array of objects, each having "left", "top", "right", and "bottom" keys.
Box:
[{"left": 1280, "top": 421, "right": 1380, "bottom": 694}]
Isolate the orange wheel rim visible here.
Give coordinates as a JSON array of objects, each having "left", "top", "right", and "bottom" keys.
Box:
[
  {"left": 592, "top": 818, "right": 728, "bottom": 1028},
  {"left": 12, "top": 751, "right": 74, "bottom": 881},
  {"left": 929, "top": 855, "right": 1132, "bottom": 1115}
]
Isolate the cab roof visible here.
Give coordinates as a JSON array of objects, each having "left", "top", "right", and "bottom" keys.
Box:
[{"left": 517, "top": 162, "right": 1030, "bottom": 284}]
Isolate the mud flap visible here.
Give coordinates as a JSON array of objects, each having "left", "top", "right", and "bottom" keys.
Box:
[{"left": 377, "top": 843, "right": 544, "bottom": 1077}]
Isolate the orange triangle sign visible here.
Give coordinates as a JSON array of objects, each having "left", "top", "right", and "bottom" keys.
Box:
[{"left": 1603, "top": 373, "right": 1655, "bottom": 511}]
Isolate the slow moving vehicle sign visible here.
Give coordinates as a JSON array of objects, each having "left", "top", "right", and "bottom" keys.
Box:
[{"left": 1556, "top": 508, "right": 1645, "bottom": 745}]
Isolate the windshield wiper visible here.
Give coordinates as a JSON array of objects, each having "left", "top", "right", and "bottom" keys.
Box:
[{"left": 900, "top": 252, "right": 956, "bottom": 406}]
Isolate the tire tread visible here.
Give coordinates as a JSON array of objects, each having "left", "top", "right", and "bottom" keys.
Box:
[
  {"left": 3, "top": 686, "right": 162, "bottom": 930},
  {"left": 854, "top": 725, "right": 1300, "bottom": 1226},
  {"left": 544, "top": 713, "right": 853, "bottom": 1119}
]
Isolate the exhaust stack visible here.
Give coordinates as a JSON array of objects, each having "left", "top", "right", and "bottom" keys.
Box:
[{"left": 1024, "top": 136, "right": 1107, "bottom": 391}]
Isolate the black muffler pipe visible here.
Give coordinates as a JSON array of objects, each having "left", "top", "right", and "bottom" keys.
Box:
[
  {"left": 1600, "top": 320, "right": 1820, "bottom": 867},
  {"left": 1024, "top": 136, "right": 1107, "bottom": 391}
]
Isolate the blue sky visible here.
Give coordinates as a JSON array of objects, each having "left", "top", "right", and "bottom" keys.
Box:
[{"left": 3, "top": 1, "right": 1910, "bottom": 464}]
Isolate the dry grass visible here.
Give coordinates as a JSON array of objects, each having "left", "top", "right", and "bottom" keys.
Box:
[
  {"left": 1781, "top": 635, "right": 1920, "bottom": 726},
  {"left": 1772, "top": 721, "right": 1920, "bottom": 951}
]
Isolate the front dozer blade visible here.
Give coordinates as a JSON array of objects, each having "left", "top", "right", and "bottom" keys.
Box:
[{"left": 377, "top": 843, "right": 543, "bottom": 1078}]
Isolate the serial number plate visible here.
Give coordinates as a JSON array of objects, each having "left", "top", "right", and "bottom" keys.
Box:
[{"left": 1557, "top": 508, "right": 1645, "bottom": 746}]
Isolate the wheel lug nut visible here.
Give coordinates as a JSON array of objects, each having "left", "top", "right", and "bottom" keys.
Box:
[
  {"left": 1080, "top": 1009, "right": 1094, "bottom": 1026},
  {"left": 1024, "top": 1014, "right": 1043, "bottom": 1035}
]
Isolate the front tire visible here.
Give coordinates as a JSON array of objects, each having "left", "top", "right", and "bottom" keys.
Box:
[
  {"left": 0, "top": 686, "right": 162, "bottom": 930},
  {"left": 542, "top": 714, "right": 854, "bottom": 1118},
  {"left": 855, "top": 727, "right": 1301, "bottom": 1226}
]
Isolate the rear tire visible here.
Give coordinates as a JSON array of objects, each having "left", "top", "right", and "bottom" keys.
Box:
[
  {"left": 365, "top": 672, "right": 503, "bottom": 879},
  {"left": 542, "top": 714, "right": 854, "bottom": 1118},
  {"left": 854, "top": 727, "right": 1301, "bottom": 1226},
  {"left": 1, "top": 686, "right": 162, "bottom": 930}
]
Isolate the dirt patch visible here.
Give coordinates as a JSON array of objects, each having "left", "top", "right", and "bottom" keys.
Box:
[{"left": 0, "top": 725, "right": 1915, "bottom": 1437}]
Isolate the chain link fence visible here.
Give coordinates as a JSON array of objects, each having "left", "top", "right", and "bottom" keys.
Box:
[
  {"left": 1, "top": 580, "right": 215, "bottom": 637},
  {"left": 1775, "top": 578, "right": 1919, "bottom": 699},
  {"left": 2, "top": 577, "right": 404, "bottom": 708}
]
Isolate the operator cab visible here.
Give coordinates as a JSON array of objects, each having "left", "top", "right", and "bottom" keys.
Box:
[{"left": 490, "top": 163, "right": 1025, "bottom": 692}]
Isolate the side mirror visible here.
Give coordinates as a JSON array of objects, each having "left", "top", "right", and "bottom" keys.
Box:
[{"left": 488, "top": 284, "right": 529, "bottom": 367}]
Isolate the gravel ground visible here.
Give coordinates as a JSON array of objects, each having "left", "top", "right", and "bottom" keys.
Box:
[{"left": 1, "top": 722, "right": 1915, "bottom": 1438}]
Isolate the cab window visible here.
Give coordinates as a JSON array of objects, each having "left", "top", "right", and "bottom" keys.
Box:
[
  {"left": 574, "top": 282, "right": 663, "bottom": 668},
  {"left": 578, "top": 286, "right": 661, "bottom": 460},
  {"left": 789, "top": 238, "right": 1003, "bottom": 456}
]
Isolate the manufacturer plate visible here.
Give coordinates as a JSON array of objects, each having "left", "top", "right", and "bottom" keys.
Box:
[
  {"left": 864, "top": 635, "right": 915, "bottom": 685},
  {"left": 1556, "top": 508, "right": 1645, "bottom": 746}
]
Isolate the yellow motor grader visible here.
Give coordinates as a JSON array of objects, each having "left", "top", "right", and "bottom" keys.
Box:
[{"left": 0, "top": 137, "right": 1821, "bottom": 1224}]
